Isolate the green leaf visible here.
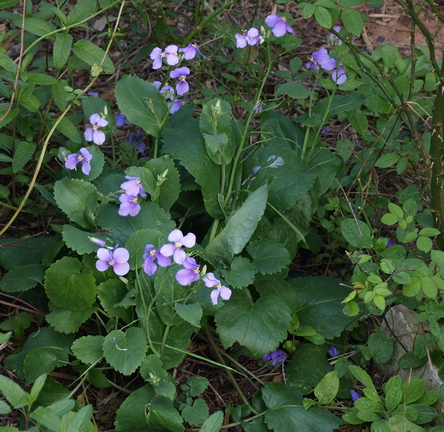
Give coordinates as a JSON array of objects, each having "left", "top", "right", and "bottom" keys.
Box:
[
  {"left": 71, "top": 335, "right": 105, "bottom": 365},
  {"left": 187, "top": 376, "right": 210, "bottom": 397},
  {"left": 247, "top": 238, "right": 291, "bottom": 274},
  {"left": 24, "top": 347, "right": 69, "bottom": 384},
  {"left": 181, "top": 398, "right": 209, "bottom": 425},
  {"left": 0, "top": 263, "right": 44, "bottom": 292},
  {"left": 215, "top": 289, "right": 291, "bottom": 356},
  {"left": 388, "top": 413, "right": 424, "bottom": 432},
  {"left": 417, "top": 236, "right": 432, "bottom": 253},
  {"left": 62, "top": 225, "right": 105, "bottom": 255},
  {"left": 159, "top": 322, "right": 194, "bottom": 369},
  {"left": 421, "top": 276, "right": 438, "bottom": 299},
  {"left": 341, "top": 7, "right": 364, "bottom": 35},
  {"left": 115, "top": 75, "right": 168, "bottom": 138},
  {"left": 206, "top": 184, "right": 268, "bottom": 265},
  {"left": 174, "top": 303, "right": 202, "bottom": 328},
  {"left": 275, "top": 81, "right": 313, "bottom": 99},
  {"left": 126, "top": 228, "right": 163, "bottom": 270},
  {"left": 368, "top": 329, "right": 393, "bottom": 363},
  {"left": 30, "top": 406, "right": 61, "bottom": 431},
  {"left": 52, "top": 79, "right": 69, "bottom": 111},
  {"left": 199, "top": 411, "right": 224, "bottom": 432},
  {"left": 314, "top": 6, "right": 332, "bottom": 28},
  {"left": 385, "top": 386, "right": 402, "bottom": 411},
  {"left": 54, "top": 178, "right": 98, "bottom": 228},
  {"left": 347, "top": 109, "right": 368, "bottom": 135},
  {"left": 0, "top": 400, "right": 11, "bottom": 415},
  {"left": 23, "top": 17, "right": 56, "bottom": 36},
  {"left": 146, "top": 397, "right": 185, "bottom": 431},
  {"left": 314, "top": 371, "right": 339, "bottom": 404},
  {"left": 375, "top": 152, "right": 399, "bottom": 168},
  {"left": 65, "top": 404, "right": 93, "bottom": 432},
  {"left": 340, "top": 218, "right": 372, "bottom": 248},
  {"left": 103, "top": 328, "right": 147, "bottom": 375},
  {"left": 262, "top": 382, "right": 343, "bottom": 431},
  {"left": 12, "top": 141, "right": 34, "bottom": 173},
  {"left": 67, "top": 0, "right": 96, "bottom": 25},
  {"left": 97, "top": 279, "right": 132, "bottom": 321},
  {"left": 46, "top": 303, "right": 96, "bottom": 334},
  {"left": 23, "top": 72, "right": 57, "bottom": 85},
  {"left": 0, "top": 375, "right": 28, "bottom": 408},
  {"left": 53, "top": 33, "right": 73, "bottom": 70},
  {"left": 221, "top": 256, "right": 255, "bottom": 289},
  {"left": 292, "top": 276, "right": 359, "bottom": 338},
  {"left": 45, "top": 256, "right": 96, "bottom": 310},
  {"left": 72, "top": 39, "right": 115, "bottom": 74},
  {"left": 55, "top": 116, "right": 82, "bottom": 143},
  {"left": 381, "top": 213, "right": 399, "bottom": 225},
  {"left": 402, "top": 377, "right": 426, "bottom": 404},
  {"left": 349, "top": 365, "right": 378, "bottom": 393}
]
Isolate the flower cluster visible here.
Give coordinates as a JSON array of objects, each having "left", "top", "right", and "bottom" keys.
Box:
[
  {"left": 64, "top": 148, "right": 92, "bottom": 175},
  {"left": 235, "top": 28, "right": 263, "bottom": 48},
  {"left": 265, "top": 14, "right": 295, "bottom": 37},
  {"left": 118, "top": 176, "right": 146, "bottom": 217},
  {"left": 306, "top": 48, "right": 347, "bottom": 84}
]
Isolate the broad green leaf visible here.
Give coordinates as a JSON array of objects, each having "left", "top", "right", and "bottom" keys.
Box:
[
  {"left": 247, "top": 238, "right": 291, "bottom": 274},
  {"left": 368, "top": 329, "right": 393, "bottom": 364},
  {"left": 275, "top": 81, "right": 313, "bottom": 99},
  {"left": 200, "top": 411, "right": 224, "bottom": 432},
  {"left": 115, "top": 75, "right": 168, "bottom": 138},
  {"left": 349, "top": 365, "right": 377, "bottom": 393},
  {"left": 421, "top": 276, "right": 438, "bottom": 299},
  {"left": 262, "top": 382, "right": 343, "bottom": 431},
  {"left": 65, "top": 404, "right": 93, "bottom": 432},
  {"left": 67, "top": 0, "right": 96, "bottom": 25},
  {"left": 22, "top": 72, "right": 57, "bottom": 85},
  {"left": 342, "top": 7, "right": 364, "bottom": 35},
  {"left": 417, "top": 236, "right": 432, "bottom": 253},
  {"left": 174, "top": 303, "right": 202, "bottom": 328},
  {"left": 314, "top": 5, "right": 332, "bottom": 28},
  {"left": 23, "top": 17, "right": 56, "bottom": 36},
  {"left": 206, "top": 184, "right": 268, "bottom": 265},
  {"left": 385, "top": 386, "right": 402, "bottom": 412},
  {"left": 0, "top": 375, "right": 27, "bottom": 408},
  {"left": 388, "top": 413, "right": 424, "bottom": 432},
  {"left": 375, "top": 153, "right": 399, "bottom": 168},
  {"left": 402, "top": 377, "right": 426, "bottom": 404},
  {"left": 181, "top": 398, "right": 209, "bottom": 425},
  {"left": 62, "top": 225, "right": 107, "bottom": 255},
  {"left": 347, "top": 108, "right": 368, "bottom": 135},
  {"left": 221, "top": 256, "right": 255, "bottom": 289},
  {"left": 55, "top": 116, "right": 82, "bottom": 143},
  {"left": 0, "top": 263, "right": 44, "bottom": 292},
  {"left": 71, "top": 335, "right": 105, "bottom": 365},
  {"left": 187, "top": 376, "right": 210, "bottom": 397},
  {"left": 103, "top": 328, "right": 147, "bottom": 375},
  {"left": 314, "top": 371, "right": 339, "bottom": 404},
  {"left": 340, "top": 218, "right": 372, "bottom": 248},
  {"left": 46, "top": 303, "right": 97, "bottom": 334},
  {"left": 72, "top": 39, "right": 115, "bottom": 74},
  {"left": 159, "top": 321, "right": 194, "bottom": 369},
  {"left": 24, "top": 347, "right": 69, "bottom": 384},
  {"left": 53, "top": 33, "right": 73, "bottom": 70},
  {"left": 0, "top": 400, "right": 11, "bottom": 414},
  {"left": 30, "top": 406, "right": 61, "bottom": 431},
  {"left": 97, "top": 279, "right": 132, "bottom": 321},
  {"left": 54, "top": 178, "right": 99, "bottom": 229},
  {"left": 292, "top": 276, "right": 359, "bottom": 339},
  {"left": 126, "top": 228, "right": 163, "bottom": 270},
  {"left": 146, "top": 396, "right": 185, "bottom": 431},
  {"left": 52, "top": 79, "right": 69, "bottom": 110},
  {"left": 45, "top": 256, "right": 96, "bottom": 310},
  {"left": 12, "top": 141, "right": 34, "bottom": 173},
  {"left": 215, "top": 289, "right": 291, "bottom": 356}
]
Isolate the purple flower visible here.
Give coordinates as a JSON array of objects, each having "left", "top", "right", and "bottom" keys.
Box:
[
  {"left": 65, "top": 148, "right": 92, "bottom": 175},
  {"left": 128, "top": 129, "right": 146, "bottom": 153},
  {"left": 96, "top": 247, "right": 130, "bottom": 276},
  {"left": 332, "top": 65, "right": 347, "bottom": 84},
  {"left": 120, "top": 176, "right": 146, "bottom": 197},
  {"left": 203, "top": 273, "right": 232, "bottom": 305},
  {"left": 176, "top": 256, "right": 200, "bottom": 285},
  {"left": 118, "top": 194, "right": 141, "bottom": 217},
  {"left": 115, "top": 112, "right": 131, "bottom": 127},
  {"left": 328, "top": 345, "right": 340, "bottom": 357},
  {"left": 89, "top": 237, "right": 107, "bottom": 247},
  {"left": 306, "top": 49, "right": 337, "bottom": 71},
  {"left": 179, "top": 43, "right": 205, "bottom": 60},
  {"left": 142, "top": 244, "right": 171, "bottom": 276},
  {"left": 160, "top": 229, "right": 196, "bottom": 265},
  {"left": 235, "top": 28, "right": 262, "bottom": 48},
  {"left": 321, "top": 128, "right": 330, "bottom": 134},
  {"left": 87, "top": 92, "right": 99, "bottom": 97},
  {"left": 168, "top": 99, "right": 184, "bottom": 114},
  {"left": 170, "top": 67, "right": 190, "bottom": 96},
  {"left": 263, "top": 350, "right": 288, "bottom": 366},
  {"left": 84, "top": 114, "right": 108, "bottom": 145},
  {"left": 265, "top": 14, "right": 295, "bottom": 37},
  {"left": 253, "top": 101, "right": 263, "bottom": 113},
  {"left": 150, "top": 45, "right": 179, "bottom": 70},
  {"left": 386, "top": 239, "right": 395, "bottom": 248},
  {"left": 350, "top": 390, "right": 360, "bottom": 401},
  {"left": 329, "top": 26, "right": 342, "bottom": 44}
]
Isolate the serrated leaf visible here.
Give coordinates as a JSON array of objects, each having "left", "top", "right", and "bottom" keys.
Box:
[
  {"left": 53, "top": 33, "right": 73, "bottom": 70},
  {"left": 275, "top": 81, "right": 313, "bottom": 99},
  {"left": 349, "top": 365, "right": 377, "bottom": 393},
  {"left": 24, "top": 347, "right": 69, "bottom": 384},
  {"left": 45, "top": 256, "right": 96, "bottom": 310},
  {"left": 52, "top": 79, "right": 69, "bottom": 111},
  {"left": 62, "top": 225, "right": 106, "bottom": 255},
  {"left": 56, "top": 116, "right": 82, "bottom": 143},
  {"left": 54, "top": 178, "right": 99, "bottom": 229},
  {"left": 103, "top": 328, "right": 147, "bottom": 375},
  {"left": 66, "top": 0, "right": 96, "bottom": 25},
  {"left": 97, "top": 279, "right": 132, "bottom": 321},
  {"left": 30, "top": 405, "right": 61, "bottom": 431},
  {"left": 215, "top": 289, "right": 291, "bottom": 356},
  {"left": 221, "top": 256, "right": 255, "bottom": 288},
  {"left": 23, "top": 17, "right": 56, "bottom": 36},
  {"left": 72, "top": 39, "right": 115, "bottom": 74},
  {"left": 28, "top": 374, "right": 47, "bottom": 405},
  {"left": 65, "top": 404, "right": 93, "bottom": 432},
  {"left": 314, "top": 6, "right": 332, "bottom": 28},
  {"left": 368, "top": 329, "right": 393, "bottom": 363},
  {"left": 0, "top": 263, "right": 44, "bottom": 292},
  {"left": 23, "top": 72, "right": 57, "bottom": 85},
  {"left": 12, "top": 141, "right": 35, "bottom": 173},
  {"left": 187, "top": 376, "right": 210, "bottom": 397},
  {"left": 181, "top": 398, "right": 209, "bottom": 425},
  {"left": 247, "top": 238, "right": 291, "bottom": 274},
  {"left": 46, "top": 303, "right": 96, "bottom": 334},
  {"left": 72, "top": 335, "right": 105, "bottom": 365},
  {"left": 115, "top": 75, "right": 168, "bottom": 138},
  {"left": 0, "top": 400, "right": 11, "bottom": 414},
  {"left": 342, "top": 7, "right": 364, "bottom": 35},
  {"left": 174, "top": 303, "right": 202, "bottom": 327},
  {"left": 200, "top": 411, "right": 224, "bottom": 432},
  {"left": 0, "top": 375, "right": 28, "bottom": 408},
  {"left": 417, "top": 236, "right": 432, "bottom": 253},
  {"left": 146, "top": 397, "right": 185, "bottom": 431}
]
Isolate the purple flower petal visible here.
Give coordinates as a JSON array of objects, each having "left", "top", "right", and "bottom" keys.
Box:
[{"left": 92, "top": 130, "right": 106, "bottom": 145}]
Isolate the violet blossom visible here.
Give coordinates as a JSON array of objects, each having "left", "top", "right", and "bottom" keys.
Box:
[
  {"left": 329, "top": 26, "right": 342, "bottom": 44},
  {"left": 170, "top": 67, "right": 190, "bottom": 96},
  {"left": 179, "top": 43, "right": 205, "bottom": 60},
  {"left": 328, "top": 345, "right": 340, "bottom": 357},
  {"left": 160, "top": 229, "right": 196, "bottom": 265},
  {"left": 306, "top": 49, "right": 337, "bottom": 71},
  {"left": 203, "top": 273, "right": 232, "bottom": 305},
  {"left": 263, "top": 350, "right": 288, "bottom": 366},
  {"left": 168, "top": 99, "right": 184, "bottom": 114},
  {"left": 65, "top": 148, "right": 92, "bottom": 175},
  {"left": 115, "top": 112, "right": 131, "bottom": 127},
  {"left": 118, "top": 194, "right": 141, "bottom": 217},
  {"left": 150, "top": 45, "right": 179, "bottom": 70},
  {"left": 350, "top": 390, "right": 360, "bottom": 401},
  {"left": 332, "top": 65, "right": 348, "bottom": 84},
  {"left": 235, "top": 28, "right": 262, "bottom": 48},
  {"left": 176, "top": 256, "right": 200, "bottom": 285},
  {"left": 96, "top": 247, "right": 130, "bottom": 276},
  {"left": 265, "top": 14, "right": 295, "bottom": 37},
  {"left": 121, "top": 176, "right": 146, "bottom": 197},
  {"left": 142, "top": 244, "right": 171, "bottom": 276},
  {"left": 128, "top": 129, "right": 146, "bottom": 153},
  {"left": 84, "top": 114, "right": 108, "bottom": 145}
]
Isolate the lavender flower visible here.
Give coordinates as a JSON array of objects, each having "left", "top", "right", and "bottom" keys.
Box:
[
  {"left": 235, "top": 28, "right": 262, "bottom": 48},
  {"left": 179, "top": 43, "right": 205, "bottom": 60},
  {"left": 328, "top": 345, "right": 340, "bottom": 357},
  {"left": 84, "top": 114, "right": 108, "bottom": 145},
  {"left": 263, "top": 350, "right": 288, "bottom": 366},
  {"left": 150, "top": 45, "right": 179, "bottom": 70},
  {"left": 203, "top": 273, "right": 232, "bottom": 305},
  {"left": 306, "top": 49, "right": 337, "bottom": 71},
  {"left": 115, "top": 112, "right": 131, "bottom": 127},
  {"left": 96, "top": 247, "right": 130, "bottom": 276},
  {"left": 65, "top": 148, "right": 92, "bottom": 175},
  {"left": 329, "top": 26, "right": 342, "bottom": 44},
  {"left": 128, "top": 129, "right": 146, "bottom": 152},
  {"left": 350, "top": 390, "right": 360, "bottom": 401},
  {"left": 332, "top": 65, "right": 347, "bottom": 84},
  {"left": 89, "top": 237, "right": 107, "bottom": 247},
  {"left": 176, "top": 256, "right": 200, "bottom": 285},
  {"left": 386, "top": 239, "right": 395, "bottom": 248},
  {"left": 265, "top": 14, "right": 295, "bottom": 37},
  {"left": 142, "top": 244, "right": 171, "bottom": 276},
  {"left": 168, "top": 99, "right": 184, "bottom": 114},
  {"left": 120, "top": 176, "right": 146, "bottom": 197},
  {"left": 118, "top": 194, "right": 141, "bottom": 217},
  {"left": 170, "top": 67, "right": 190, "bottom": 96},
  {"left": 160, "top": 229, "right": 196, "bottom": 264}
]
